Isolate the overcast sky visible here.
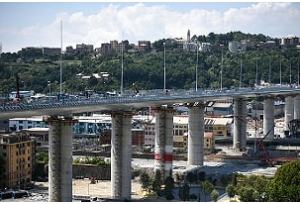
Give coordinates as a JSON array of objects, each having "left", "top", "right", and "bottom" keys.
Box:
[{"left": 1, "top": 2, "right": 300, "bottom": 52}]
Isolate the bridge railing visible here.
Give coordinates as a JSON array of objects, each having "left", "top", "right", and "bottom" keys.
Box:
[{"left": 1, "top": 85, "right": 300, "bottom": 113}]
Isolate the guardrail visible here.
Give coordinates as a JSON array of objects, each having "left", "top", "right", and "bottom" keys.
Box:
[{"left": 0, "top": 86, "right": 299, "bottom": 113}]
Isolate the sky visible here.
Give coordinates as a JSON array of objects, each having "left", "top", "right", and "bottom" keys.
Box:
[{"left": 1, "top": 2, "right": 300, "bottom": 52}]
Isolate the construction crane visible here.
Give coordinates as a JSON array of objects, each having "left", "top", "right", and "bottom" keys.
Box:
[
  {"left": 237, "top": 100, "right": 275, "bottom": 166},
  {"left": 13, "top": 73, "right": 21, "bottom": 103}
]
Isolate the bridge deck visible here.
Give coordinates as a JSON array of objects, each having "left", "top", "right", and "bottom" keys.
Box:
[{"left": 0, "top": 86, "right": 300, "bottom": 119}]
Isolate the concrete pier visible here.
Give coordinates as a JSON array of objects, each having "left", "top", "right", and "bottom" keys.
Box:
[
  {"left": 263, "top": 97, "right": 274, "bottom": 139},
  {"left": 187, "top": 103, "right": 204, "bottom": 166},
  {"left": 154, "top": 107, "right": 174, "bottom": 179},
  {"left": 285, "top": 96, "right": 294, "bottom": 131},
  {"left": 46, "top": 115, "right": 76, "bottom": 202},
  {"left": 294, "top": 95, "right": 300, "bottom": 119},
  {"left": 111, "top": 111, "right": 132, "bottom": 200},
  {"left": 233, "top": 98, "right": 247, "bottom": 151}
]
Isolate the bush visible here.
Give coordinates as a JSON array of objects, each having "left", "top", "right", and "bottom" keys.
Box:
[
  {"left": 189, "top": 194, "right": 197, "bottom": 200},
  {"left": 267, "top": 160, "right": 300, "bottom": 202},
  {"left": 226, "top": 184, "right": 236, "bottom": 198}
]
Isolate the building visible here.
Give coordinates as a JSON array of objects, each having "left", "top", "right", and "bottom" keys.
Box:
[
  {"left": 183, "top": 29, "right": 198, "bottom": 52},
  {"left": 249, "top": 100, "right": 284, "bottom": 119},
  {"left": 18, "top": 47, "right": 43, "bottom": 58},
  {"left": 204, "top": 132, "right": 214, "bottom": 153},
  {"left": 204, "top": 117, "right": 233, "bottom": 137},
  {"left": 75, "top": 43, "right": 94, "bottom": 55},
  {"left": 138, "top": 41, "right": 151, "bottom": 52},
  {"left": 41, "top": 47, "right": 61, "bottom": 56},
  {"left": 100, "top": 43, "right": 112, "bottom": 56},
  {"left": 9, "top": 117, "right": 47, "bottom": 132},
  {"left": 110, "top": 40, "right": 119, "bottom": 51},
  {"left": 144, "top": 115, "right": 232, "bottom": 146},
  {"left": 281, "top": 36, "right": 300, "bottom": 46},
  {"left": 0, "top": 132, "right": 35, "bottom": 188},
  {"left": 65, "top": 46, "right": 75, "bottom": 56},
  {"left": 0, "top": 120, "right": 9, "bottom": 133},
  {"left": 173, "top": 132, "right": 214, "bottom": 154},
  {"left": 23, "top": 128, "right": 49, "bottom": 151},
  {"left": 212, "top": 102, "right": 233, "bottom": 116},
  {"left": 228, "top": 41, "right": 246, "bottom": 53},
  {"left": 199, "top": 42, "right": 211, "bottom": 52}
]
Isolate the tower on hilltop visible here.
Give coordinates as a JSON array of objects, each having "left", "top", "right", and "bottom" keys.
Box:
[{"left": 187, "top": 29, "right": 191, "bottom": 42}]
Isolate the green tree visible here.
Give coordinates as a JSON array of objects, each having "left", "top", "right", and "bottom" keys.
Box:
[
  {"left": 202, "top": 180, "right": 214, "bottom": 201},
  {"left": 238, "top": 186, "right": 259, "bottom": 202},
  {"left": 164, "top": 176, "right": 174, "bottom": 200},
  {"left": 210, "top": 189, "right": 219, "bottom": 202},
  {"left": 267, "top": 160, "right": 300, "bottom": 202},
  {"left": 226, "top": 184, "right": 236, "bottom": 198},
  {"left": 0, "top": 154, "right": 5, "bottom": 179},
  {"left": 180, "top": 182, "right": 190, "bottom": 201},
  {"left": 151, "top": 170, "right": 162, "bottom": 194},
  {"left": 140, "top": 172, "right": 151, "bottom": 192}
]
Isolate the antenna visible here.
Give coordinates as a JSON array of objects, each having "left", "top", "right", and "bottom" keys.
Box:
[
  {"left": 279, "top": 56, "right": 282, "bottom": 86},
  {"left": 239, "top": 55, "right": 243, "bottom": 88},
  {"left": 297, "top": 58, "right": 299, "bottom": 86},
  {"left": 60, "top": 20, "right": 63, "bottom": 95},
  {"left": 268, "top": 57, "right": 271, "bottom": 83},
  {"left": 0, "top": 42, "right": 2, "bottom": 58},
  {"left": 290, "top": 61, "right": 292, "bottom": 85},
  {"left": 255, "top": 58, "right": 258, "bottom": 85},
  {"left": 121, "top": 38, "right": 124, "bottom": 95}
]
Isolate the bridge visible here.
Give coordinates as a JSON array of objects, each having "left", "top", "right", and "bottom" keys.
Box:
[
  {"left": 1, "top": 85, "right": 300, "bottom": 201},
  {"left": 1, "top": 86, "right": 299, "bottom": 119}
]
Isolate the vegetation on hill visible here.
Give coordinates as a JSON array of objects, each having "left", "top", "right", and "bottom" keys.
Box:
[{"left": 0, "top": 31, "right": 299, "bottom": 95}]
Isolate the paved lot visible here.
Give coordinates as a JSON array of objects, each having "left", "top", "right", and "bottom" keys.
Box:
[{"left": 2, "top": 179, "right": 143, "bottom": 202}]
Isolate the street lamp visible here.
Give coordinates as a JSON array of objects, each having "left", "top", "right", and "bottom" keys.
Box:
[
  {"left": 120, "top": 41, "right": 124, "bottom": 95},
  {"left": 195, "top": 43, "right": 199, "bottom": 91},
  {"left": 279, "top": 57, "right": 282, "bottom": 86},
  {"left": 268, "top": 56, "right": 272, "bottom": 84},
  {"left": 255, "top": 59, "right": 259, "bottom": 86},
  {"left": 47, "top": 81, "right": 51, "bottom": 95},
  {"left": 60, "top": 20, "right": 63, "bottom": 95},
  {"left": 220, "top": 44, "right": 224, "bottom": 90},
  {"left": 290, "top": 61, "right": 292, "bottom": 85},
  {"left": 163, "top": 42, "right": 166, "bottom": 93},
  {"left": 239, "top": 55, "right": 243, "bottom": 88}
]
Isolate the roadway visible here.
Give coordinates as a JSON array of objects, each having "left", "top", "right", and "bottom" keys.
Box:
[{"left": 0, "top": 86, "right": 300, "bottom": 119}]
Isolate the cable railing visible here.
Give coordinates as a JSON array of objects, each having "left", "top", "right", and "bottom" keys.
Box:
[{"left": 0, "top": 85, "right": 300, "bottom": 113}]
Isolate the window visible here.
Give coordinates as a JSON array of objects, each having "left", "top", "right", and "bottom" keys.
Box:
[
  {"left": 28, "top": 156, "right": 30, "bottom": 161},
  {"left": 16, "top": 151, "right": 19, "bottom": 156},
  {"left": 27, "top": 143, "right": 30, "bottom": 147},
  {"left": 28, "top": 163, "right": 30, "bottom": 168},
  {"left": 19, "top": 121, "right": 23, "bottom": 124},
  {"left": 3, "top": 145, "right": 6, "bottom": 149}
]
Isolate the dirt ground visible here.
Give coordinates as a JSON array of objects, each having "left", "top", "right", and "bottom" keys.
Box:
[{"left": 35, "top": 178, "right": 144, "bottom": 199}]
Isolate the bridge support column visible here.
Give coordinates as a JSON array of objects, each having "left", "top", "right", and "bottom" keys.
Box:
[
  {"left": 233, "top": 98, "right": 247, "bottom": 151},
  {"left": 285, "top": 95, "right": 294, "bottom": 131},
  {"left": 45, "top": 115, "right": 76, "bottom": 202},
  {"left": 263, "top": 97, "right": 274, "bottom": 139},
  {"left": 154, "top": 107, "right": 174, "bottom": 179},
  {"left": 187, "top": 102, "right": 204, "bottom": 166},
  {"left": 111, "top": 111, "right": 132, "bottom": 200},
  {"left": 294, "top": 95, "right": 300, "bottom": 119}
]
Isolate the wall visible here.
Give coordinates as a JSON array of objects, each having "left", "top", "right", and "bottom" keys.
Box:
[{"left": 72, "top": 164, "right": 111, "bottom": 180}]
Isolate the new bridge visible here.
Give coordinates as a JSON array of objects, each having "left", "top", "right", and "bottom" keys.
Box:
[{"left": 1, "top": 85, "right": 300, "bottom": 201}]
